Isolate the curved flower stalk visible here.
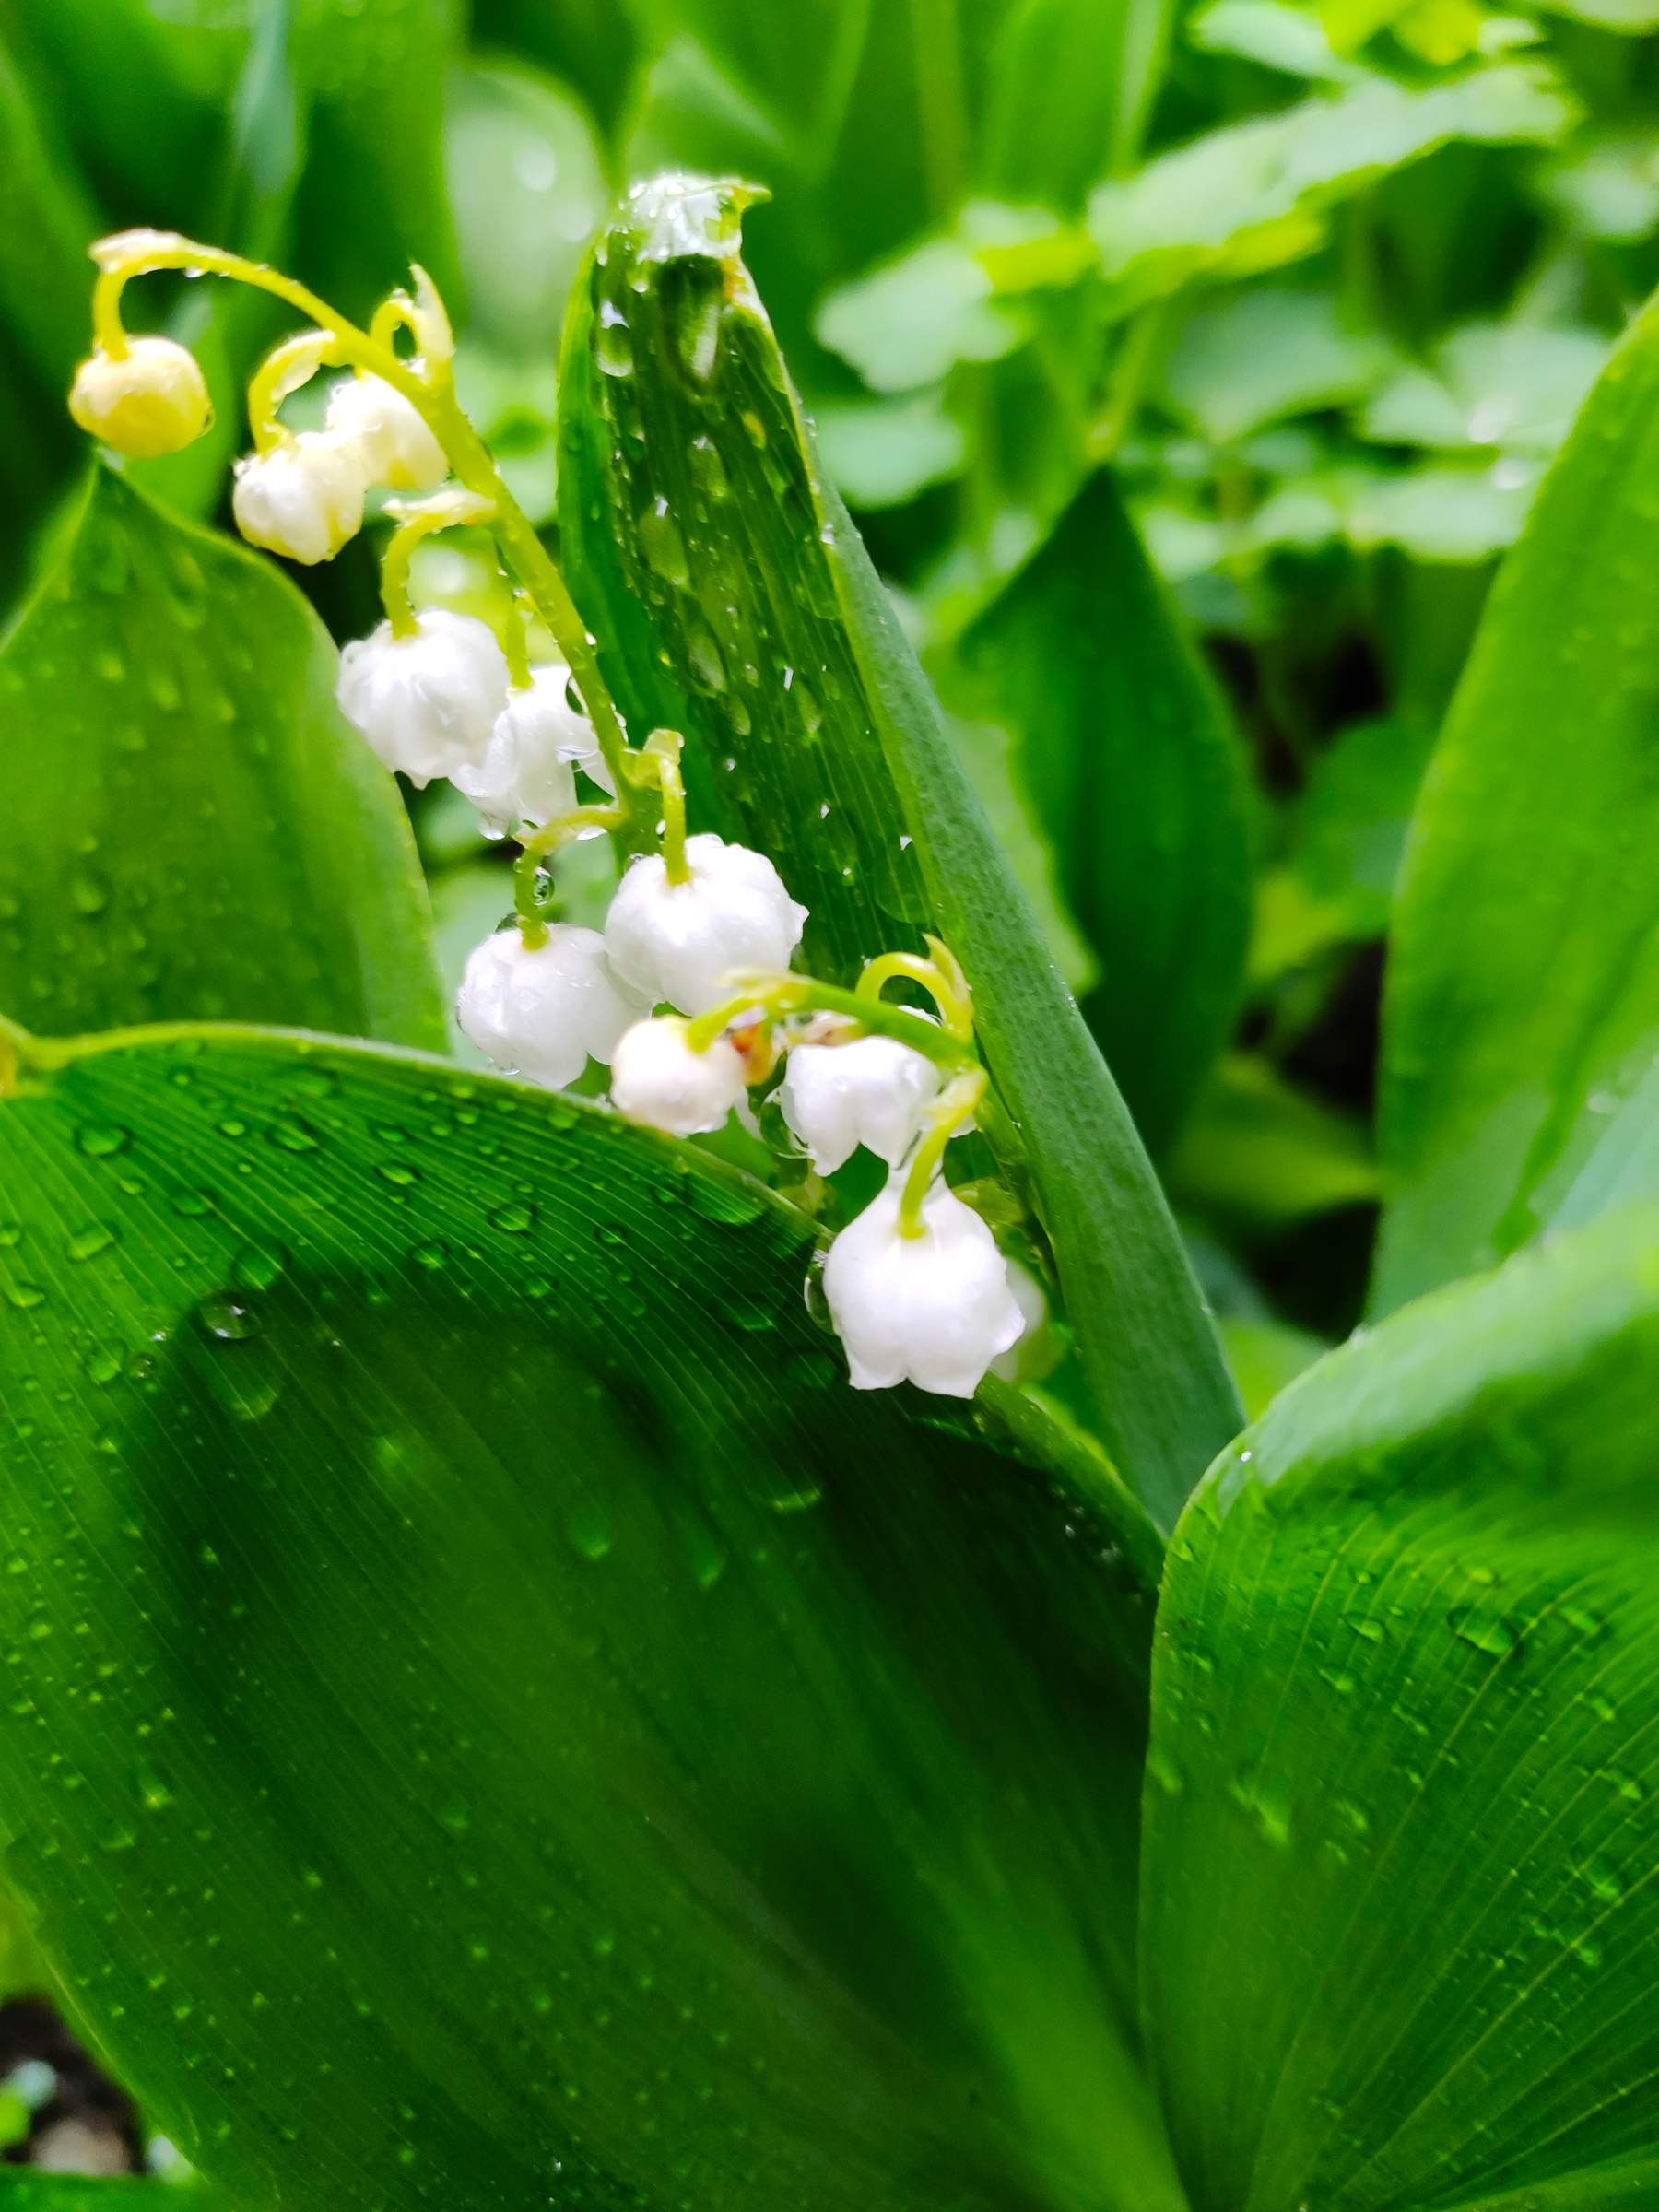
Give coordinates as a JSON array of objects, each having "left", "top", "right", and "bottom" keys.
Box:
[{"left": 64, "top": 229, "right": 1045, "bottom": 1402}]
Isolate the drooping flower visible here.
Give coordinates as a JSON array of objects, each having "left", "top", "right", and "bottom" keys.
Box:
[
  {"left": 453, "top": 664, "right": 590, "bottom": 837},
  {"left": 336, "top": 609, "right": 510, "bottom": 785},
  {"left": 822, "top": 1175, "right": 1023, "bottom": 1398},
  {"left": 324, "top": 372, "right": 447, "bottom": 490},
  {"left": 69, "top": 337, "right": 212, "bottom": 458},
  {"left": 604, "top": 833, "right": 807, "bottom": 1014},
  {"left": 232, "top": 432, "right": 366, "bottom": 565},
  {"left": 779, "top": 1030, "right": 942, "bottom": 1174},
  {"left": 608, "top": 1015, "right": 747, "bottom": 1135},
  {"left": 456, "top": 926, "right": 645, "bottom": 1089}
]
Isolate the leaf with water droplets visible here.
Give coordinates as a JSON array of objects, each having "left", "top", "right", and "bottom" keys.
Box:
[
  {"left": 0, "top": 1019, "right": 1171, "bottom": 2212},
  {"left": 1376, "top": 286, "right": 1659, "bottom": 1313},
  {"left": 1146, "top": 1203, "right": 1659, "bottom": 2211},
  {"left": 559, "top": 176, "right": 1238, "bottom": 1528},
  {"left": 0, "top": 465, "right": 444, "bottom": 1049}
]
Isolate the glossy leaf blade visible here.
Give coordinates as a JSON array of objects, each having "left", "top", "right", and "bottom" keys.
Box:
[
  {"left": 950, "top": 471, "right": 1252, "bottom": 1151},
  {"left": 0, "top": 1025, "right": 1180, "bottom": 2212},
  {"left": 559, "top": 178, "right": 1240, "bottom": 1526},
  {"left": 1374, "top": 288, "right": 1659, "bottom": 1312},
  {"left": 0, "top": 467, "right": 444, "bottom": 1049},
  {"left": 1145, "top": 1205, "right": 1659, "bottom": 2212}
]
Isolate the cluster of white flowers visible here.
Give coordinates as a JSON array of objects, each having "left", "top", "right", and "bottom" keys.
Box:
[
  {"left": 231, "top": 371, "right": 448, "bottom": 566},
  {"left": 66, "top": 267, "right": 1038, "bottom": 1404}
]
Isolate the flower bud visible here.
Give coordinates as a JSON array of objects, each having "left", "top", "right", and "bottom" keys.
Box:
[
  {"left": 324, "top": 372, "right": 447, "bottom": 491},
  {"left": 780, "top": 1031, "right": 942, "bottom": 1174},
  {"left": 232, "top": 432, "right": 365, "bottom": 565},
  {"left": 609, "top": 1015, "right": 747, "bottom": 1136},
  {"left": 453, "top": 664, "right": 587, "bottom": 837},
  {"left": 822, "top": 1177, "right": 1023, "bottom": 1398},
  {"left": 457, "top": 926, "right": 645, "bottom": 1089},
  {"left": 69, "top": 336, "right": 212, "bottom": 458},
  {"left": 336, "top": 608, "right": 510, "bottom": 786},
  {"left": 604, "top": 833, "right": 807, "bottom": 1015}
]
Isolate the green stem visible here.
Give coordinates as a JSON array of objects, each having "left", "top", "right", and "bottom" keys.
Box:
[
  {"left": 898, "top": 1067, "right": 987, "bottom": 1236},
  {"left": 856, "top": 939, "right": 974, "bottom": 1040},
  {"left": 90, "top": 231, "right": 648, "bottom": 837},
  {"left": 380, "top": 494, "right": 495, "bottom": 639},
  {"left": 686, "top": 972, "right": 978, "bottom": 1074},
  {"left": 513, "top": 805, "right": 628, "bottom": 945},
  {"left": 246, "top": 329, "right": 336, "bottom": 453},
  {"left": 1089, "top": 299, "right": 1170, "bottom": 462},
  {"left": 910, "top": 0, "right": 968, "bottom": 218}
]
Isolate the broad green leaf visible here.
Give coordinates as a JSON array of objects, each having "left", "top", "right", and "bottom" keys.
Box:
[
  {"left": 1242, "top": 456, "right": 1535, "bottom": 562},
  {"left": 445, "top": 56, "right": 608, "bottom": 361},
  {"left": 0, "top": 34, "right": 100, "bottom": 397},
  {"left": 0, "top": 2187, "right": 215, "bottom": 2210},
  {"left": 559, "top": 176, "right": 1241, "bottom": 1526},
  {"left": 814, "top": 390, "right": 968, "bottom": 510},
  {"left": 817, "top": 233, "right": 1028, "bottom": 394},
  {"left": 0, "top": 467, "right": 443, "bottom": 1049},
  {"left": 1160, "top": 289, "right": 1390, "bottom": 447},
  {"left": 1540, "top": 130, "right": 1659, "bottom": 242},
  {"left": 1088, "top": 65, "right": 1578, "bottom": 309},
  {"left": 1374, "top": 288, "right": 1659, "bottom": 1312},
  {"left": 1359, "top": 319, "right": 1607, "bottom": 454},
  {"left": 1185, "top": 0, "right": 1357, "bottom": 80},
  {"left": 981, "top": 0, "right": 1174, "bottom": 202},
  {"left": 950, "top": 471, "right": 1252, "bottom": 1149},
  {"left": 1144, "top": 1203, "right": 1659, "bottom": 2212},
  {"left": 0, "top": 1021, "right": 1180, "bottom": 2212},
  {"left": 1168, "top": 1056, "right": 1378, "bottom": 1230}
]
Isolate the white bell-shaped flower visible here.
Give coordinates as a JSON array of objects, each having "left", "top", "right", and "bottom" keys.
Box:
[
  {"left": 325, "top": 372, "right": 448, "bottom": 490},
  {"left": 609, "top": 1015, "right": 747, "bottom": 1136},
  {"left": 823, "top": 1175, "right": 1023, "bottom": 1399},
  {"left": 453, "top": 665, "right": 589, "bottom": 836},
  {"left": 336, "top": 608, "right": 510, "bottom": 786},
  {"left": 69, "top": 336, "right": 212, "bottom": 458},
  {"left": 456, "top": 925, "right": 645, "bottom": 1089},
  {"left": 991, "top": 1260, "right": 1053, "bottom": 1383},
  {"left": 605, "top": 833, "right": 807, "bottom": 1015},
  {"left": 780, "top": 1031, "right": 943, "bottom": 1174},
  {"left": 233, "top": 431, "right": 366, "bottom": 565}
]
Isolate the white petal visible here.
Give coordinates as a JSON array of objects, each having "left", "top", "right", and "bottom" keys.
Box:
[
  {"left": 604, "top": 832, "right": 808, "bottom": 1013},
  {"left": 336, "top": 609, "right": 510, "bottom": 786},
  {"left": 609, "top": 1016, "right": 747, "bottom": 1135},
  {"left": 780, "top": 1033, "right": 942, "bottom": 1173},
  {"left": 822, "top": 1178, "right": 1023, "bottom": 1400},
  {"left": 456, "top": 926, "right": 643, "bottom": 1088},
  {"left": 454, "top": 666, "right": 585, "bottom": 834},
  {"left": 233, "top": 433, "right": 365, "bottom": 565},
  {"left": 325, "top": 372, "right": 447, "bottom": 490}
]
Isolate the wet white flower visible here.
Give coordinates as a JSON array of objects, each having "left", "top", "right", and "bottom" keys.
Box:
[
  {"left": 780, "top": 1031, "right": 942, "bottom": 1173},
  {"left": 456, "top": 925, "right": 645, "bottom": 1088},
  {"left": 604, "top": 833, "right": 807, "bottom": 1015},
  {"left": 453, "top": 664, "right": 589, "bottom": 836},
  {"left": 336, "top": 608, "right": 510, "bottom": 786},
  {"left": 609, "top": 1015, "right": 747, "bottom": 1135},
  {"left": 233, "top": 432, "right": 365, "bottom": 565},
  {"left": 823, "top": 1176, "right": 1023, "bottom": 1399},
  {"left": 69, "top": 336, "right": 212, "bottom": 458},
  {"left": 324, "top": 371, "right": 447, "bottom": 490}
]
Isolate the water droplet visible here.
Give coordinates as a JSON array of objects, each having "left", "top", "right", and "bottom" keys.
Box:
[
  {"left": 488, "top": 1202, "right": 535, "bottom": 1236},
  {"left": 76, "top": 1124, "right": 131, "bottom": 1159},
  {"left": 1448, "top": 1606, "right": 1523, "bottom": 1658},
  {"left": 3, "top": 1282, "right": 46, "bottom": 1312},
  {"left": 194, "top": 1294, "right": 262, "bottom": 1344},
  {"left": 65, "top": 1223, "right": 116, "bottom": 1263},
  {"left": 376, "top": 1161, "right": 420, "bottom": 1188},
  {"left": 230, "top": 1242, "right": 288, "bottom": 1294}
]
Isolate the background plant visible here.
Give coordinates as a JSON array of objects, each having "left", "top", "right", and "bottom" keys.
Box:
[{"left": 0, "top": 0, "right": 1656, "bottom": 2206}]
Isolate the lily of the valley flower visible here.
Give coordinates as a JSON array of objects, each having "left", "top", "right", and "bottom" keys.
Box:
[
  {"left": 780, "top": 1030, "right": 943, "bottom": 1174},
  {"left": 822, "top": 1175, "right": 1023, "bottom": 1399},
  {"left": 233, "top": 432, "right": 366, "bottom": 565},
  {"left": 324, "top": 372, "right": 447, "bottom": 491},
  {"left": 69, "top": 336, "right": 212, "bottom": 458},
  {"left": 604, "top": 833, "right": 807, "bottom": 1014},
  {"left": 609, "top": 1014, "right": 747, "bottom": 1135},
  {"left": 336, "top": 608, "right": 509, "bottom": 785},
  {"left": 457, "top": 926, "right": 644, "bottom": 1089},
  {"left": 453, "top": 664, "right": 591, "bottom": 836}
]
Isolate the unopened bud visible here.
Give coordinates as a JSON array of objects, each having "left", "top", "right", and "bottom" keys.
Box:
[{"left": 69, "top": 337, "right": 212, "bottom": 458}]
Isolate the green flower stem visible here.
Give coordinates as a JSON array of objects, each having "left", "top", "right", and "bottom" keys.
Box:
[
  {"left": 685, "top": 971, "right": 979, "bottom": 1074},
  {"left": 625, "top": 733, "right": 690, "bottom": 885},
  {"left": 89, "top": 231, "right": 647, "bottom": 835},
  {"left": 898, "top": 1067, "right": 988, "bottom": 1237},
  {"left": 379, "top": 493, "right": 496, "bottom": 640},
  {"left": 855, "top": 936, "right": 974, "bottom": 1040},
  {"left": 246, "top": 330, "right": 336, "bottom": 453},
  {"left": 512, "top": 806, "right": 628, "bottom": 945}
]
